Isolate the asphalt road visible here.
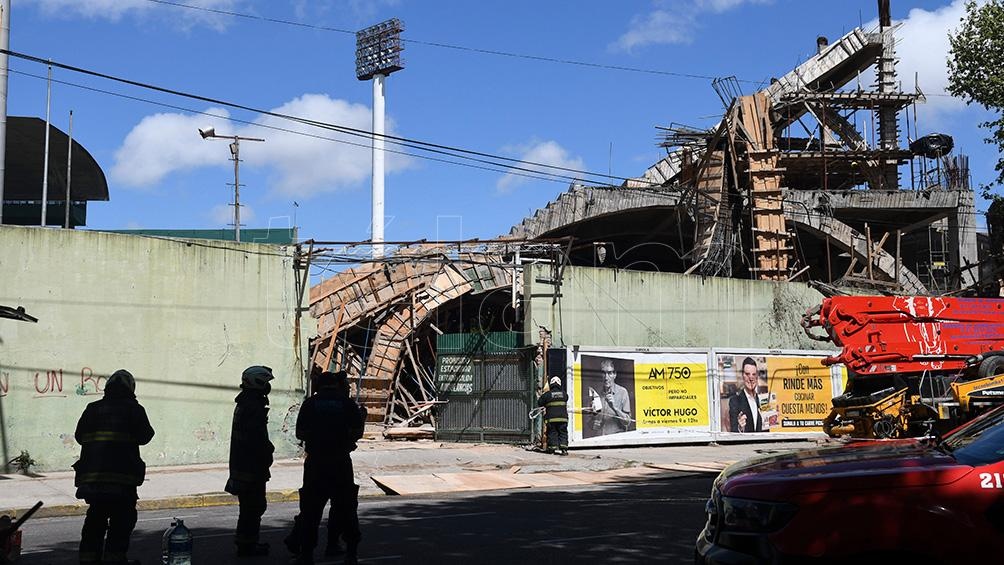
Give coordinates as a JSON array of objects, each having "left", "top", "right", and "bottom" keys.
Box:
[{"left": 16, "top": 472, "right": 713, "bottom": 564}]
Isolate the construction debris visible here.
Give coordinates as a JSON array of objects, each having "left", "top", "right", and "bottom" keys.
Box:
[
  {"left": 307, "top": 3, "right": 983, "bottom": 432},
  {"left": 383, "top": 424, "right": 435, "bottom": 441}
]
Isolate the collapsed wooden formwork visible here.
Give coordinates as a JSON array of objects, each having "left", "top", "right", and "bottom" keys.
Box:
[{"left": 308, "top": 247, "right": 519, "bottom": 425}]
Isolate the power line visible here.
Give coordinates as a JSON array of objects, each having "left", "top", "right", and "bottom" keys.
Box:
[
  {"left": 17, "top": 60, "right": 987, "bottom": 228},
  {"left": 140, "top": 0, "right": 743, "bottom": 83},
  {"left": 4, "top": 49, "right": 658, "bottom": 189},
  {"left": 8, "top": 68, "right": 621, "bottom": 188},
  {"left": 139, "top": 0, "right": 969, "bottom": 98}
]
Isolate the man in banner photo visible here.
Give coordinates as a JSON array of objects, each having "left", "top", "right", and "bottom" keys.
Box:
[
  {"left": 727, "top": 356, "right": 770, "bottom": 433},
  {"left": 581, "top": 355, "right": 636, "bottom": 438}
]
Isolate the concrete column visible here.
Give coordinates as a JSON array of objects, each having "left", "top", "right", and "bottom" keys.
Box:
[{"left": 949, "top": 188, "right": 979, "bottom": 287}]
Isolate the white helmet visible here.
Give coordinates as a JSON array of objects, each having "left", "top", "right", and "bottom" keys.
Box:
[
  {"left": 549, "top": 376, "right": 562, "bottom": 388},
  {"left": 241, "top": 365, "right": 274, "bottom": 391}
]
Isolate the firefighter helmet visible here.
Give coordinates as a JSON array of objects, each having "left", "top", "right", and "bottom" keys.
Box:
[
  {"left": 549, "top": 376, "right": 562, "bottom": 388},
  {"left": 241, "top": 365, "right": 274, "bottom": 391},
  {"left": 107, "top": 369, "right": 136, "bottom": 393}
]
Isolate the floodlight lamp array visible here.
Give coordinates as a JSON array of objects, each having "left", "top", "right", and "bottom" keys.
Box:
[{"left": 355, "top": 18, "right": 405, "bottom": 81}]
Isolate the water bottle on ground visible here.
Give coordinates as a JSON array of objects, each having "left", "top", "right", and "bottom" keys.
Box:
[{"left": 161, "top": 517, "right": 193, "bottom": 565}]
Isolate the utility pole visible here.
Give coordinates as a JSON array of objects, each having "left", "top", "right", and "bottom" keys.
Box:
[
  {"left": 64, "top": 110, "right": 72, "bottom": 229},
  {"left": 198, "top": 127, "right": 264, "bottom": 243},
  {"left": 41, "top": 62, "right": 51, "bottom": 226},
  {"left": 0, "top": 0, "right": 11, "bottom": 224}
]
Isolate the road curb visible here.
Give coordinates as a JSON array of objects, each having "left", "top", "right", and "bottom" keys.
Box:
[{"left": 1, "top": 489, "right": 302, "bottom": 520}]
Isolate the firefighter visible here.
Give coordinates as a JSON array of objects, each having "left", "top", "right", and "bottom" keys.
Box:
[
  {"left": 224, "top": 365, "right": 275, "bottom": 556},
  {"left": 73, "top": 369, "right": 155, "bottom": 565},
  {"left": 538, "top": 376, "right": 569, "bottom": 455},
  {"left": 290, "top": 370, "right": 366, "bottom": 565}
]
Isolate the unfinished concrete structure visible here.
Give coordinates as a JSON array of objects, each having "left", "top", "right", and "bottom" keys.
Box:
[
  {"left": 523, "top": 9, "right": 976, "bottom": 293},
  {"left": 308, "top": 2, "right": 980, "bottom": 425}
]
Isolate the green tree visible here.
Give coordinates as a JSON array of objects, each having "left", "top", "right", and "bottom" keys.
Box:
[{"left": 948, "top": 0, "right": 1004, "bottom": 198}]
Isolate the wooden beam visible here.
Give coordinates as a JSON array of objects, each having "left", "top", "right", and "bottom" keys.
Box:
[
  {"left": 405, "top": 339, "right": 430, "bottom": 403},
  {"left": 321, "top": 303, "right": 346, "bottom": 372}
]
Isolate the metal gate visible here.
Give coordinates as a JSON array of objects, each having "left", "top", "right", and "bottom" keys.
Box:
[{"left": 435, "top": 349, "right": 534, "bottom": 443}]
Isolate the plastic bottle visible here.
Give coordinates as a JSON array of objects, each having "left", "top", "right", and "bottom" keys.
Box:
[{"left": 161, "top": 518, "right": 193, "bottom": 565}]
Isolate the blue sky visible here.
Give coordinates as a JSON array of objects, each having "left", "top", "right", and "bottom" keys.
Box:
[{"left": 10, "top": 0, "right": 998, "bottom": 242}]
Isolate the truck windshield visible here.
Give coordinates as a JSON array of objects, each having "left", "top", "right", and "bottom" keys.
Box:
[{"left": 943, "top": 406, "right": 1004, "bottom": 466}]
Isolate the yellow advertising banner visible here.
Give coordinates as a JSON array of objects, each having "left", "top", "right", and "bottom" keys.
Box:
[
  {"left": 572, "top": 353, "right": 709, "bottom": 438},
  {"left": 717, "top": 353, "right": 836, "bottom": 433},
  {"left": 765, "top": 357, "right": 834, "bottom": 432},
  {"left": 635, "top": 363, "right": 709, "bottom": 428}
]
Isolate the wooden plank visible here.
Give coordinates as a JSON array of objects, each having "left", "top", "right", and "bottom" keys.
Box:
[
  {"left": 309, "top": 265, "right": 380, "bottom": 304},
  {"left": 512, "top": 473, "right": 589, "bottom": 488},
  {"left": 321, "top": 303, "right": 346, "bottom": 372},
  {"left": 646, "top": 463, "right": 723, "bottom": 473},
  {"left": 371, "top": 474, "right": 454, "bottom": 495},
  {"left": 404, "top": 340, "right": 430, "bottom": 402},
  {"left": 432, "top": 472, "right": 532, "bottom": 492}
]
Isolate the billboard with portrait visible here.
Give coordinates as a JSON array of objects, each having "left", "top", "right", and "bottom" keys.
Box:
[
  {"left": 716, "top": 351, "right": 842, "bottom": 434},
  {"left": 568, "top": 348, "right": 712, "bottom": 447}
]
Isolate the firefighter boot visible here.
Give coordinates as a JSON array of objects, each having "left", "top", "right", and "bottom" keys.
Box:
[
  {"left": 324, "top": 538, "right": 345, "bottom": 557},
  {"left": 236, "top": 542, "right": 270, "bottom": 556},
  {"left": 284, "top": 515, "right": 302, "bottom": 555}
]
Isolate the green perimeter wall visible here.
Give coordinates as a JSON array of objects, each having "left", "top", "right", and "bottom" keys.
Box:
[
  {"left": 524, "top": 264, "right": 829, "bottom": 351},
  {"left": 0, "top": 226, "right": 313, "bottom": 471}
]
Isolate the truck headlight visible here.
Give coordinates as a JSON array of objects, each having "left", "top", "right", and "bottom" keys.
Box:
[{"left": 721, "top": 496, "right": 797, "bottom": 533}]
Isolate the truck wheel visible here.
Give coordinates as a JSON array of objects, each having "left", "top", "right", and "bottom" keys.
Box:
[{"left": 979, "top": 356, "right": 1004, "bottom": 379}]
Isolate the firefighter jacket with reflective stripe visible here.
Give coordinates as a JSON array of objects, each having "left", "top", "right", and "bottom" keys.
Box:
[
  {"left": 225, "top": 389, "right": 274, "bottom": 494},
  {"left": 73, "top": 385, "right": 154, "bottom": 499},
  {"left": 537, "top": 389, "right": 568, "bottom": 423},
  {"left": 296, "top": 386, "right": 364, "bottom": 459}
]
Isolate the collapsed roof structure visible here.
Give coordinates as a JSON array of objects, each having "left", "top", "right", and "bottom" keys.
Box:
[{"left": 307, "top": 1, "right": 980, "bottom": 424}]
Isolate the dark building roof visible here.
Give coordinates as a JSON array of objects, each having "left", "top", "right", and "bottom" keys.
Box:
[{"left": 3, "top": 116, "right": 108, "bottom": 202}]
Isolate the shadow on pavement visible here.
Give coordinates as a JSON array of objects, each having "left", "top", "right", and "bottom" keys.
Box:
[{"left": 17, "top": 473, "right": 713, "bottom": 564}]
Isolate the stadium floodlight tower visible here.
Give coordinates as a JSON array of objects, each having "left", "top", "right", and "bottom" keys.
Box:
[{"left": 356, "top": 18, "right": 404, "bottom": 259}]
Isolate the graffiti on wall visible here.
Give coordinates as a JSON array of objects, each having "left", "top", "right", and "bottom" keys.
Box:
[
  {"left": 34, "top": 369, "right": 66, "bottom": 397},
  {"left": 0, "top": 367, "right": 103, "bottom": 398},
  {"left": 76, "top": 368, "right": 103, "bottom": 396}
]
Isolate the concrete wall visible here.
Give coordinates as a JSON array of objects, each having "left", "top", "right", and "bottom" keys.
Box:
[
  {"left": 524, "top": 265, "right": 828, "bottom": 351},
  {"left": 0, "top": 226, "right": 312, "bottom": 471}
]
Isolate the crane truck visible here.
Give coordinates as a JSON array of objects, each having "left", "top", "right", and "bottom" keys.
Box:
[{"left": 801, "top": 295, "right": 1004, "bottom": 438}]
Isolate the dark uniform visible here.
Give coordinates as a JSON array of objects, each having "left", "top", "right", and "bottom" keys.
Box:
[
  {"left": 291, "top": 371, "right": 365, "bottom": 565},
  {"left": 73, "top": 370, "right": 154, "bottom": 565},
  {"left": 538, "top": 380, "right": 569, "bottom": 454},
  {"left": 225, "top": 378, "right": 275, "bottom": 554}
]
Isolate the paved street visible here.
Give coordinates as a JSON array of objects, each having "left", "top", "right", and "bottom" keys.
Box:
[{"left": 17, "top": 472, "right": 712, "bottom": 564}]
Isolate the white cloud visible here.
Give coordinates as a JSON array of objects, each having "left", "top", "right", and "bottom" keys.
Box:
[
  {"left": 111, "top": 108, "right": 233, "bottom": 187},
  {"left": 111, "top": 94, "right": 413, "bottom": 198},
  {"left": 890, "top": 0, "right": 973, "bottom": 117},
  {"left": 858, "top": 0, "right": 989, "bottom": 122},
  {"left": 21, "top": 0, "right": 245, "bottom": 30},
  {"left": 612, "top": 0, "right": 772, "bottom": 51},
  {"left": 614, "top": 10, "right": 696, "bottom": 51},
  {"left": 252, "top": 94, "right": 404, "bottom": 198},
  {"left": 210, "top": 203, "right": 254, "bottom": 226},
  {"left": 496, "top": 140, "right": 585, "bottom": 193}
]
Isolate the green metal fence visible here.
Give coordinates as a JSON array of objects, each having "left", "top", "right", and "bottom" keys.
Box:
[{"left": 435, "top": 332, "right": 534, "bottom": 443}]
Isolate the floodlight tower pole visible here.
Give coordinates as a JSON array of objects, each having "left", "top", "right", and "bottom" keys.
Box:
[
  {"left": 356, "top": 18, "right": 404, "bottom": 260},
  {"left": 372, "top": 73, "right": 386, "bottom": 258}
]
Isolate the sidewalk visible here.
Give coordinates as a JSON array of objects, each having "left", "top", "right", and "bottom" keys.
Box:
[{"left": 0, "top": 437, "right": 825, "bottom": 519}]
